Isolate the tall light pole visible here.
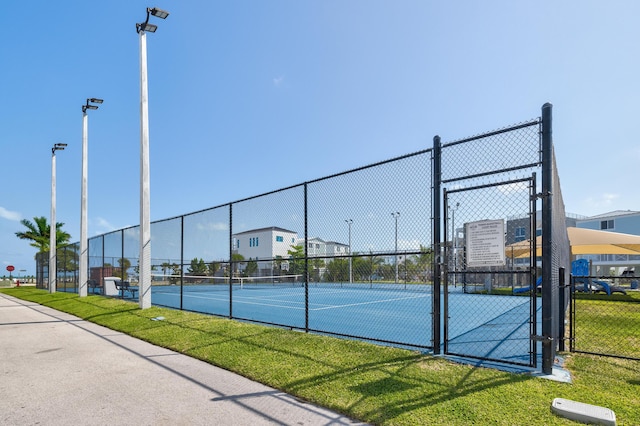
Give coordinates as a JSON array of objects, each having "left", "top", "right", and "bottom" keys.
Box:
[
  {"left": 345, "top": 219, "right": 353, "bottom": 284},
  {"left": 50, "top": 143, "right": 67, "bottom": 293},
  {"left": 137, "top": 7, "right": 169, "bottom": 309},
  {"left": 392, "top": 212, "right": 400, "bottom": 283},
  {"left": 450, "top": 202, "right": 459, "bottom": 287},
  {"left": 79, "top": 98, "right": 103, "bottom": 297}
]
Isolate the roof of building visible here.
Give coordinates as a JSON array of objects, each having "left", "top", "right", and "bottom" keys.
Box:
[
  {"left": 232, "top": 226, "right": 298, "bottom": 236},
  {"left": 579, "top": 210, "right": 640, "bottom": 220},
  {"left": 324, "top": 241, "right": 349, "bottom": 247}
]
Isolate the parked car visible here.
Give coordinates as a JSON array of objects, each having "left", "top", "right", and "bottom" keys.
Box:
[{"left": 621, "top": 269, "right": 635, "bottom": 278}]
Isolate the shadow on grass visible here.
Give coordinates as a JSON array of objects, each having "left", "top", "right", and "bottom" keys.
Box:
[{"left": 2, "top": 287, "right": 536, "bottom": 424}]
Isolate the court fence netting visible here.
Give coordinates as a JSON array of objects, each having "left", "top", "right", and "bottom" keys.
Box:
[{"left": 38, "top": 103, "right": 573, "bottom": 373}]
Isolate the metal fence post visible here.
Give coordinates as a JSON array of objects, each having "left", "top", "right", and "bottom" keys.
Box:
[
  {"left": 229, "top": 203, "right": 233, "bottom": 319},
  {"left": 541, "top": 102, "right": 555, "bottom": 374},
  {"left": 433, "top": 135, "right": 442, "bottom": 354},
  {"left": 180, "top": 215, "right": 184, "bottom": 310},
  {"left": 304, "top": 182, "right": 309, "bottom": 332}
]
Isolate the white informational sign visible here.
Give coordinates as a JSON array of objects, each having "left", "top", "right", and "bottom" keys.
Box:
[{"left": 465, "top": 219, "right": 506, "bottom": 268}]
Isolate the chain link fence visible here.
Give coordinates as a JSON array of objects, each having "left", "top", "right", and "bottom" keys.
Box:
[
  {"left": 37, "top": 104, "right": 569, "bottom": 368},
  {"left": 570, "top": 275, "right": 640, "bottom": 360},
  {"left": 439, "top": 120, "right": 541, "bottom": 367}
]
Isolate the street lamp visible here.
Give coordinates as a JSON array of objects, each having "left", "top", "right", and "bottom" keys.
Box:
[
  {"left": 79, "top": 98, "right": 103, "bottom": 297},
  {"left": 391, "top": 212, "right": 400, "bottom": 283},
  {"left": 50, "top": 143, "right": 67, "bottom": 293},
  {"left": 345, "top": 219, "right": 353, "bottom": 284},
  {"left": 449, "top": 202, "right": 460, "bottom": 287},
  {"left": 136, "top": 6, "right": 169, "bottom": 309}
]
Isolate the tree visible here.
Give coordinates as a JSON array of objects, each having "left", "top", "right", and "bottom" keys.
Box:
[
  {"left": 160, "top": 262, "right": 172, "bottom": 282},
  {"left": 187, "top": 258, "right": 208, "bottom": 282},
  {"left": 231, "top": 253, "right": 245, "bottom": 277},
  {"left": 287, "top": 245, "right": 305, "bottom": 276},
  {"left": 272, "top": 255, "right": 285, "bottom": 276},
  {"left": 114, "top": 258, "right": 132, "bottom": 280},
  {"left": 415, "top": 245, "right": 434, "bottom": 282},
  {"left": 207, "top": 261, "right": 220, "bottom": 277},
  {"left": 244, "top": 259, "right": 258, "bottom": 277},
  {"left": 309, "top": 257, "right": 325, "bottom": 282},
  {"left": 325, "top": 258, "right": 348, "bottom": 282},
  {"left": 169, "top": 263, "right": 182, "bottom": 284},
  {"left": 17, "top": 216, "right": 72, "bottom": 287},
  {"left": 15, "top": 216, "right": 71, "bottom": 252},
  {"left": 57, "top": 245, "right": 79, "bottom": 273}
]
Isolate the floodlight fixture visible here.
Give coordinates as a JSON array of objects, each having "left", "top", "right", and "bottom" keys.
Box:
[
  {"left": 52, "top": 143, "right": 67, "bottom": 153},
  {"left": 149, "top": 7, "right": 169, "bottom": 19},
  {"left": 136, "top": 6, "right": 169, "bottom": 33},
  {"left": 83, "top": 98, "right": 104, "bottom": 113},
  {"left": 137, "top": 22, "right": 158, "bottom": 33}
]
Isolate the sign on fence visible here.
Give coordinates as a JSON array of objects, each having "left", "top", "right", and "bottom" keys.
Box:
[{"left": 465, "top": 219, "right": 505, "bottom": 267}]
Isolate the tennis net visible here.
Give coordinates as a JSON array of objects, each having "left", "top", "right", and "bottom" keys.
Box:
[{"left": 152, "top": 274, "right": 305, "bottom": 291}]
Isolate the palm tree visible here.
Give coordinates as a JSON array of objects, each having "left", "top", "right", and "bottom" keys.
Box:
[
  {"left": 15, "top": 216, "right": 71, "bottom": 252},
  {"left": 16, "top": 216, "right": 71, "bottom": 287}
]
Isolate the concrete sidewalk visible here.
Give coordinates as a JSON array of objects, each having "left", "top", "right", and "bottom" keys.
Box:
[{"left": 0, "top": 293, "right": 364, "bottom": 425}]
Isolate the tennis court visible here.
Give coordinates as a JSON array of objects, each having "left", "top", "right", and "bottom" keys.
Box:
[{"left": 149, "top": 279, "right": 541, "bottom": 365}]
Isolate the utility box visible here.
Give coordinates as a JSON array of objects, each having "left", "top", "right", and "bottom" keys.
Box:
[{"left": 103, "top": 277, "right": 122, "bottom": 296}]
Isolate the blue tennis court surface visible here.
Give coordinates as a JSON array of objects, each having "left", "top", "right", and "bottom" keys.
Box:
[{"left": 149, "top": 282, "right": 541, "bottom": 365}]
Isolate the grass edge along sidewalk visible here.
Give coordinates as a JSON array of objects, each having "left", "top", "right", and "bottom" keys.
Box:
[{"left": 2, "top": 288, "right": 638, "bottom": 426}]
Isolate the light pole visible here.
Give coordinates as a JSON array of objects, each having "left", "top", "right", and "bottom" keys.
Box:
[
  {"left": 392, "top": 212, "right": 400, "bottom": 283},
  {"left": 345, "top": 219, "right": 353, "bottom": 284},
  {"left": 79, "top": 98, "right": 103, "bottom": 297},
  {"left": 450, "top": 202, "right": 459, "bottom": 287},
  {"left": 137, "top": 7, "right": 169, "bottom": 309},
  {"left": 50, "top": 143, "right": 67, "bottom": 293}
]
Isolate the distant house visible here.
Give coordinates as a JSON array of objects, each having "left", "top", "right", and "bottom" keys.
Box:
[
  {"left": 576, "top": 210, "right": 640, "bottom": 274},
  {"left": 576, "top": 210, "right": 640, "bottom": 235},
  {"left": 231, "top": 227, "right": 352, "bottom": 277},
  {"left": 232, "top": 226, "right": 298, "bottom": 261}
]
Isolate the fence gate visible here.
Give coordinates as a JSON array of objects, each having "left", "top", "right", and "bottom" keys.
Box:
[{"left": 442, "top": 175, "right": 538, "bottom": 367}]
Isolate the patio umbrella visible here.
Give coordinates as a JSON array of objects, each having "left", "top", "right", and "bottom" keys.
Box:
[{"left": 506, "top": 227, "right": 640, "bottom": 258}]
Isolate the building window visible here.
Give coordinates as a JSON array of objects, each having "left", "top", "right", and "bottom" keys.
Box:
[
  {"left": 515, "top": 226, "right": 526, "bottom": 242},
  {"left": 276, "top": 236, "right": 283, "bottom": 242},
  {"left": 256, "top": 237, "right": 259, "bottom": 246},
  {"left": 292, "top": 238, "right": 295, "bottom": 243},
  {"left": 601, "top": 220, "right": 614, "bottom": 230}
]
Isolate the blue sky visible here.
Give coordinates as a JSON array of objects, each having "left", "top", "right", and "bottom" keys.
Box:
[{"left": 2, "top": 1, "right": 639, "bottom": 276}]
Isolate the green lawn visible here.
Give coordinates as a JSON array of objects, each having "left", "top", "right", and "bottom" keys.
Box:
[{"left": 2, "top": 287, "right": 639, "bottom": 425}]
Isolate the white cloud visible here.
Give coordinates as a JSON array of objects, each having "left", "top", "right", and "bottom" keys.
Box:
[
  {"left": 584, "top": 193, "right": 619, "bottom": 210},
  {"left": 196, "top": 221, "right": 228, "bottom": 232},
  {"left": 93, "top": 217, "right": 118, "bottom": 234},
  {"left": 273, "top": 76, "right": 284, "bottom": 87},
  {"left": 496, "top": 182, "right": 528, "bottom": 195},
  {"left": 0, "top": 207, "right": 21, "bottom": 221}
]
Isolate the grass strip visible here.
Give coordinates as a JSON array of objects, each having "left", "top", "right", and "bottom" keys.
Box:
[{"left": 2, "top": 287, "right": 639, "bottom": 425}]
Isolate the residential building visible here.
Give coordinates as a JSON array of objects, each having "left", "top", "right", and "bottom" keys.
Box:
[
  {"left": 576, "top": 210, "right": 640, "bottom": 274},
  {"left": 232, "top": 227, "right": 298, "bottom": 261}
]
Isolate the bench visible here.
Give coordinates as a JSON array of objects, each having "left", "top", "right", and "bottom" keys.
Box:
[
  {"left": 114, "top": 280, "right": 138, "bottom": 299},
  {"left": 88, "top": 279, "right": 102, "bottom": 295}
]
